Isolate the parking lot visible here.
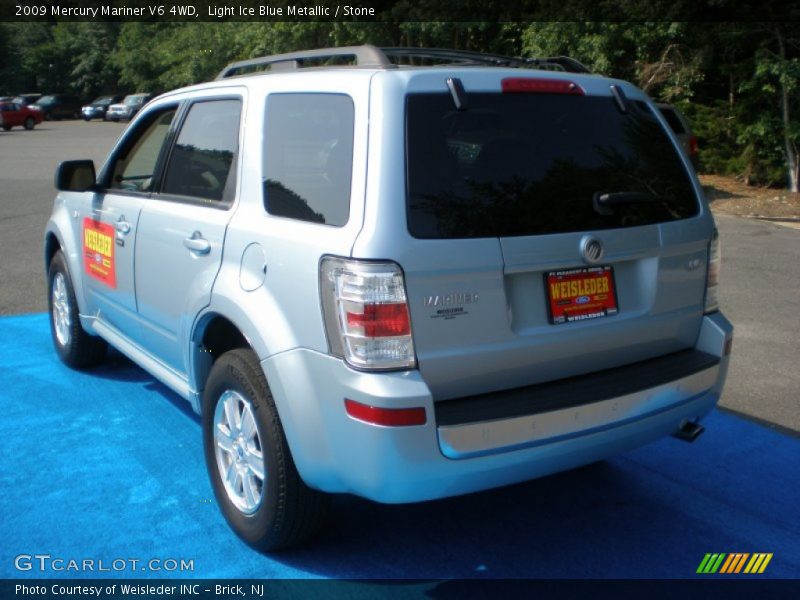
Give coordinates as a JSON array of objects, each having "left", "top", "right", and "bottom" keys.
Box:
[{"left": 1, "top": 120, "right": 798, "bottom": 433}]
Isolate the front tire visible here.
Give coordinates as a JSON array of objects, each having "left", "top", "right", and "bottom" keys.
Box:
[
  {"left": 202, "top": 349, "right": 329, "bottom": 551},
  {"left": 24, "top": 117, "right": 35, "bottom": 130},
  {"left": 47, "top": 251, "right": 107, "bottom": 368}
]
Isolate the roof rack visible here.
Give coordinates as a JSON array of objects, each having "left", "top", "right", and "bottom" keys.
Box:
[
  {"left": 215, "top": 45, "right": 590, "bottom": 80},
  {"left": 380, "top": 48, "right": 591, "bottom": 73},
  {"left": 215, "top": 45, "right": 393, "bottom": 79}
]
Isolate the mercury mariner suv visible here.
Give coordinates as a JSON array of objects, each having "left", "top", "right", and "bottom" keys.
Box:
[{"left": 44, "top": 46, "right": 733, "bottom": 550}]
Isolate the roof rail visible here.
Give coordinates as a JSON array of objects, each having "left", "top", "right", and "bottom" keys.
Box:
[
  {"left": 379, "top": 47, "right": 518, "bottom": 67},
  {"left": 381, "top": 48, "right": 591, "bottom": 73},
  {"left": 520, "top": 56, "right": 591, "bottom": 74},
  {"left": 215, "top": 44, "right": 393, "bottom": 79},
  {"left": 215, "top": 45, "right": 590, "bottom": 80}
]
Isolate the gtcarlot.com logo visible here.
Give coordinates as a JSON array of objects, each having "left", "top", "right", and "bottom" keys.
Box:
[
  {"left": 696, "top": 552, "right": 773, "bottom": 574},
  {"left": 14, "top": 554, "right": 194, "bottom": 573}
]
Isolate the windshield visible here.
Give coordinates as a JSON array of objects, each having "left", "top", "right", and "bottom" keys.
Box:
[
  {"left": 36, "top": 95, "right": 57, "bottom": 105},
  {"left": 406, "top": 92, "right": 699, "bottom": 239},
  {"left": 92, "top": 96, "right": 114, "bottom": 105}
]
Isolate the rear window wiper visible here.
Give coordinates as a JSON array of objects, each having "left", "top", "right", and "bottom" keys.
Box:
[{"left": 593, "top": 191, "right": 660, "bottom": 215}]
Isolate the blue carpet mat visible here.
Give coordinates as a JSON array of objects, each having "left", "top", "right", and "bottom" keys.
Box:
[{"left": 1, "top": 313, "right": 798, "bottom": 579}]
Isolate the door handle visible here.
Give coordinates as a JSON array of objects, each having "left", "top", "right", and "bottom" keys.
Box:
[
  {"left": 183, "top": 231, "right": 211, "bottom": 255},
  {"left": 115, "top": 219, "right": 132, "bottom": 235}
]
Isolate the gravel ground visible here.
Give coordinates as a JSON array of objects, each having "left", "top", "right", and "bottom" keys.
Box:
[{"left": 701, "top": 174, "right": 800, "bottom": 220}]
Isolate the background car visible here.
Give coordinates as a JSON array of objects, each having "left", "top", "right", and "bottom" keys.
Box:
[
  {"left": 13, "top": 93, "right": 41, "bottom": 107},
  {"left": 657, "top": 103, "right": 700, "bottom": 171},
  {"left": 0, "top": 101, "right": 44, "bottom": 130},
  {"left": 81, "top": 95, "right": 125, "bottom": 121},
  {"left": 34, "top": 94, "right": 83, "bottom": 120},
  {"left": 105, "top": 93, "right": 153, "bottom": 121}
]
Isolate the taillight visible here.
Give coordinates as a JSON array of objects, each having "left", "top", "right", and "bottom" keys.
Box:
[
  {"left": 502, "top": 77, "right": 585, "bottom": 95},
  {"left": 705, "top": 228, "right": 721, "bottom": 314},
  {"left": 689, "top": 135, "right": 699, "bottom": 156},
  {"left": 320, "top": 257, "right": 416, "bottom": 370}
]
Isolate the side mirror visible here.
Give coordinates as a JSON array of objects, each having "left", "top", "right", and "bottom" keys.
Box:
[{"left": 55, "top": 160, "right": 96, "bottom": 192}]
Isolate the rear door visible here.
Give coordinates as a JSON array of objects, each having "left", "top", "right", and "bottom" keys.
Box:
[
  {"left": 400, "top": 76, "right": 711, "bottom": 400},
  {"left": 134, "top": 96, "right": 243, "bottom": 375}
]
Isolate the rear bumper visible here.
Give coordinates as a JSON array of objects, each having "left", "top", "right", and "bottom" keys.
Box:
[{"left": 263, "top": 312, "right": 732, "bottom": 503}]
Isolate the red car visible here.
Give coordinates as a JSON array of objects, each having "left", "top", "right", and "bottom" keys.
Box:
[{"left": 0, "top": 102, "right": 44, "bottom": 130}]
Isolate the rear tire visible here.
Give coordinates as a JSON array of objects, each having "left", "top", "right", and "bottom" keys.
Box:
[
  {"left": 202, "top": 348, "right": 330, "bottom": 551},
  {"left": 47, "top": 251, "right": 107, "bottom": 369}
]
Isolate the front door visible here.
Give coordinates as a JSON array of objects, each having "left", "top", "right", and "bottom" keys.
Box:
[{"left": 81, "top": 107, "right": 178, "bottom": 336}]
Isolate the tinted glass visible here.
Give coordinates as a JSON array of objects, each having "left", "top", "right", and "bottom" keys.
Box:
[
  {"left": 406, "top": 93, "right": 699, "bottom": 239},
  {"left": 161, "top": 99, "right": 241, "bottom": 203},
  {"left": 263, "top": 93, "right": 354, "bottom": 226},
  {"left": 110, "top": 110, "right": 175, "bottom": 193},
  {"left": 658, "top": 107, "right": 686, "bottom": 134}
]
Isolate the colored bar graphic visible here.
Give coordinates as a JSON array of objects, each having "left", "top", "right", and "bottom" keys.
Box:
[
  {"left": 719, "top": 554, "right": 735, "bottom": 574},
  {"left": 697, "top": 553, "right": 728, "bottom": 574},
  {"left": 720, "top": 553, "right": 744, "bottom": 574},
  {"left": 697, "top": 554, "right": 714, "bottom": 573},
  {"left": 701, "top": 552, "right": 773, "bottom": 575},
  {"left": 734, "top": 553, "right": 749, "bottom": 573},
  {"left": 744, "top": 554, "right": 760, "bottom": 574},
  {"left": 758, "top": 553, "right": 773, "bottom": 573},
  {"left": 710, "top": 553, "right": 726, "bottom": 573}
]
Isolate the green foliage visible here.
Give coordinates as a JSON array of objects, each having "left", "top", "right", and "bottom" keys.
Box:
[{"left": 1, "top": 19, "right": 797, "bottom": 189}]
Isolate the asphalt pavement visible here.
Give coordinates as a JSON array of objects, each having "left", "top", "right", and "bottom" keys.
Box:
[
  {"left": 0, "top": 119, "right": 126, "bottom": 315},
  {"left": 0, "top": 120, "right": 798, "bottom": 433},
  {"left": 714, "top": 215, "right": 800, "bottom": 432}
]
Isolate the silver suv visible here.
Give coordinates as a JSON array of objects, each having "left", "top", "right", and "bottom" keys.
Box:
[{"left": 44, "top": 46, "right": 733, "bottom": 550}]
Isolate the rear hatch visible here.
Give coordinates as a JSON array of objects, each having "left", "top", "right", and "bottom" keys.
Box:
[{"left": 370, "top": 72, "right": 712, "bottom": 401}]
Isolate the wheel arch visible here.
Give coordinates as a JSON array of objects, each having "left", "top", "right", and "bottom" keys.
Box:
[
  {"left": 45, "top": 215, "right": 92, "bottom": 322},
  {"left": 190, "top": 312, "right": 254, "bottom": 412},
  {"left": 44, "top": 230, "right": 62, "bottom": 271}
]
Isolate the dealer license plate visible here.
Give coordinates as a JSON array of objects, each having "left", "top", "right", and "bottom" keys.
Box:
[{"left": 545, "top": 266, "right": 618, "bottom": 325}]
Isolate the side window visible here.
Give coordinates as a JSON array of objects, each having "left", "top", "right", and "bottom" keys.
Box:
[
  {"left": 161, "top": 99, "right": 242, "bottom": 204},
  {"left": 109, "top": 109, "right": 176, "bottom": 193},
  {"left": 263, "top": 93, "right": 354, "bottom": 226}
]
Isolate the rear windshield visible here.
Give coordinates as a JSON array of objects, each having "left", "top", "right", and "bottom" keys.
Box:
[{"left": 406, "top": 93, "right": 699, "bottom": 239}]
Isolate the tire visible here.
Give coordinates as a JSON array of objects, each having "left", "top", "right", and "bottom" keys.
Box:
[
  {"left": 2, "top": 125, "right": 10, "bottom": 131},
  {"left": 47, "top": 251, "right": 107, "bottom": 369},
  {"left": 24, "top": 117, "right": 35, "bottom": 130},
  {"left": 202, "top": 348, "right": 329, "bottom": 551},
  {"left": 44, "top": 111, "right": 52, "bottom": 121}
]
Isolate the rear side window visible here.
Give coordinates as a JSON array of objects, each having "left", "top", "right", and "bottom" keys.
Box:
[
  {"left": 406, "top": 93, "right": 699, "bottom": 239},
  {"left": 263, "top": 93, "right": 354, "bottom": 226},
  {"left": 658, "top": 107, "right": 686, "bottom": 134},
  {"left": 162, "top": 99, "right": 241, "bottom": 204}
]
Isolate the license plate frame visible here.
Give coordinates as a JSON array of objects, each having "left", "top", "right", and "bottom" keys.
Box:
[{"left": 544, "top": 265, "right": 618, "bottom": 325}]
